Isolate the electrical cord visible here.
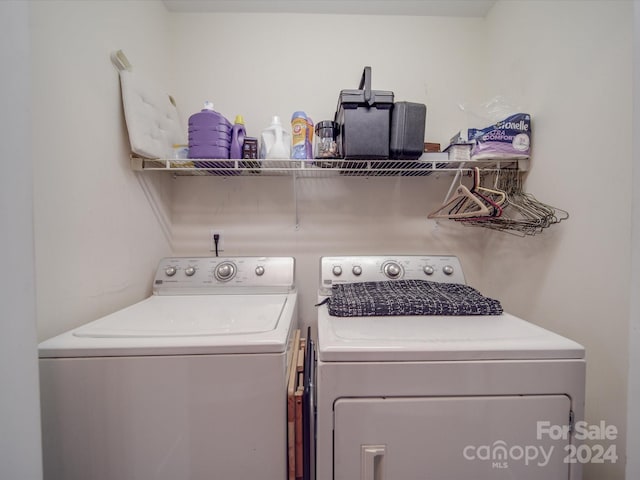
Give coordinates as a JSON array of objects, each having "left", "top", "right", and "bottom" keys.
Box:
[{"left": 213, "top": 233, "right": 220, "bottom": 257}]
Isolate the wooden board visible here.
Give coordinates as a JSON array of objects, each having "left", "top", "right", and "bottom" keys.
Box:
[
  {"left": 287, "top": 332, "right": 311, "bottom": 480},
  {"left": 297, "top": 339, "right": 305, "bottom": 372},
  {"left": 287, "top": 330, "right": 301, "bottom": 480}
]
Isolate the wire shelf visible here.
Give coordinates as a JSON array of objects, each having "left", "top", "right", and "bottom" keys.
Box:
[{"left": 131, "top": 156, "right": 528, "bottom": 177}]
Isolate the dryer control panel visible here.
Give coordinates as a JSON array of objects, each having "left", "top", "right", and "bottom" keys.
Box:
[
  {"left": 153, "top": 257, "right": 295, "bottom": 295},
  {"left": 320, "top": 255, "right": 465, "bottom": 293}
]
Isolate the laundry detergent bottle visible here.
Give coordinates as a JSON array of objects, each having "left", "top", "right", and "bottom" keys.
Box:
[
  {"left": 230, "top": 115, "right": 246, "bottom": 160},
  {"left": 188, "top": 101, "right": 232, "bottom": 159},
  {"left": 260, "top": 116, "right": 291, "bottom": 159}
]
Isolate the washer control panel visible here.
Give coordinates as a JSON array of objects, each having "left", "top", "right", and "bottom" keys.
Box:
[
  {"left": 320, "top": 255, "right": 465, "bottom": 293},
  {"left": 153, "top": 257, "right": 295, "bottom": 295}
]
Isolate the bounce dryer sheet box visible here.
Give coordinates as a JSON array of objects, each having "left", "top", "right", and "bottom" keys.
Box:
[{"left": 468, "top": 113, "right": 531, "bottom": 160}]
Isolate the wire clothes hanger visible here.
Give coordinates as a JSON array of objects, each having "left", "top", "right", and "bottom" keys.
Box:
[
  {"left": 427, "top": 173, "right": 491, "bottom": 219},
  {"left": 471, "top": 167, "right": 506, "bottom": 207},
  {"left": 427, "top": 167, "right": 501, "bottom": 220},
  {"left": 455, "top": 168, "right": 569, "bottom": 236}
]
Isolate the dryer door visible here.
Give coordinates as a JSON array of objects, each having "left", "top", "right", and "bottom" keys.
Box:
[{"left": 334, "top": 395, "right": 573, "bottom": 480}]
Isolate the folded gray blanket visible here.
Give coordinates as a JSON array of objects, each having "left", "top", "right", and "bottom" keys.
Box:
[{"left": 324, "top": 280, "right": 503, "bottom": 317}]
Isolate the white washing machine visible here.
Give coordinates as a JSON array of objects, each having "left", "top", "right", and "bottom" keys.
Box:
[
  {"left": 39, "top": 256, "right": 297, "bottom": 480},
  {"left": 316, "top": 255, "right": 586, "bottom": 480}
]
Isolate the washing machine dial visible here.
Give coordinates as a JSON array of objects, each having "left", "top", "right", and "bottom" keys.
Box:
[
  {"left": 255, "top": 266, "right": 265, "bottom": 276},
  {"left": 352, "top": 265, "right": 363, "bottom": 276},
  {"left": 423, "top": 265, "right": 435, "bottom": 276},
  {"left": 332, "top": 265, "right": 343, "bottom": 276},
  {"left": 383, "top": 261, "right": 402, "bottom": 279},
  {"left": 165, "top": 266, "right": 177, "bottom": 277},
  {"left": 215, "top": 262, "right": 236, "bottom": 282},
  {"left": 185, "top": 266, "right": 196, "bottom": 277},
  {"left": 443, "top": 265, "right": 454, "bottom": 275}
]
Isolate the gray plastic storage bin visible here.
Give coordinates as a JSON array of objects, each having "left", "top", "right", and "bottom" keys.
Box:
[
  {"left": 390, "top": 102, "right": 427, "bottom": 160},
  {"left": 335, "top": 66, "right": 394, "bottom": 160}
]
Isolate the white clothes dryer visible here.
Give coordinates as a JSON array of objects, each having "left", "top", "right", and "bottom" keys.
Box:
[
  {"left": 39, "top": 256, "right": 298, "bottom": 480},
  {"left": 316, "top": 255, "right": 585, "bottom": 480}
]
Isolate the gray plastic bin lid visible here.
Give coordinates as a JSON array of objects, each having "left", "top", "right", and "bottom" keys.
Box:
[{"left": 338, "top": 66, "right": 394, "bottom": 107}]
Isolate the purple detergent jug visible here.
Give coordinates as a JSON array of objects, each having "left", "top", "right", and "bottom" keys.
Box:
[
  {"left": 188, "top": 101, "right": 232, "bottom": 160},
  {"left": 230, "top": 115, "right": 246, "bottom": 160}
]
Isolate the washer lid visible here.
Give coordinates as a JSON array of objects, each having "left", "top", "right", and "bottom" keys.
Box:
[
  {"left": 317, "top": 305, "right": 584, "bottom": 362},
  {"left": 39, "top": 293, "right": 296, "bottom": 358}
]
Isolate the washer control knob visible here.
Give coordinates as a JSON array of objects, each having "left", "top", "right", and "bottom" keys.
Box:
[
  {"left": 332, "top": 265, "right": 343, "bottom": 276},
  {"left": 165, "top": 266, "right": 177, "bottom": 277},
  {"left": 384, "top": 262, "right": 402, "bottom": 279},
  {"left": 443, "top": 265, "right": 454, "bottom": 275},
  {"left": 255, "top": 266, "right": 265, "bottom": 276},
  {"left": 423, "top": 265, "right": 435, "bottom": 276},
  {"left": 185, "top": 266, "right": 196, "bottom": 277},
  {"left": 215, "top": 262, "right": 236, "bottom": 282},
  {"left": 352, "top": 265, "right": 363, "bottom": 276}
]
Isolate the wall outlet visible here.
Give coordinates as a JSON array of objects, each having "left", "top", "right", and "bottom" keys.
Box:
[{"left": 210, "top": 229, "right": 224, "bottom": 254}]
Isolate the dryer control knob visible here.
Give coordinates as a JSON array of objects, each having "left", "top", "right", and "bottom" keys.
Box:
[
  {"left": 215, "top": 262, "right": 236, "bottom": 282},
  {"left": 165, "top": 266, "right": 177, "bottom": 277},
  {"left": 185, "top": 266, "right": 196, "bottom": 277},
  {"left": 352, "top": 265, "right": 362, "bottom": 276},
  {"left": 332, "top": 265, "right": 343, "bottom": 276},
  {"left": 384, "top": 262, "right": 402, "bottom": 279},
  {"left": 423, "top": 265, "right": 435, "bottom": 276},
  {"left": 443, "top": 265, "right": 454, "bottom": 275},
  {"left": 255, "top": 266, "right": 265, "bottom": 276}
]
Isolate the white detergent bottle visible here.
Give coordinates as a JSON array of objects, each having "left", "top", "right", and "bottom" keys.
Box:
[{"left": 260, "top": 116, "right": 291, "bottom": 159}]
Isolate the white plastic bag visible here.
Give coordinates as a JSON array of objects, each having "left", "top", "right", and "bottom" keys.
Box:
[{"left": 459, "top": 96, "right": 531, "bottom": 160}]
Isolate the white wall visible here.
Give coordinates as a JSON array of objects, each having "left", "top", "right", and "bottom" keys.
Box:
[
  {"left": 0, "top": 2, "right": 43, "bottom": 478},
  {"left": 169, "top": 13, "right": 485, "bottom": 147},
  {"left": 29, "top": 1, "right": 174, "bottom": 340},
  {"left": 168, "top": 3, "right": 633, "bottom": 479},
  {"left": 627, "top": 2, "right": 640, "bottom": 478},
  {"left": 482, "top": 2, "right": 632, "bottom": 479},
  {"left": 168, "top": 12, "right": 488, "bottom": 326}
]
